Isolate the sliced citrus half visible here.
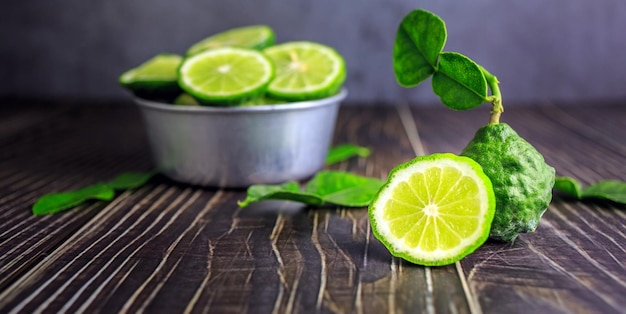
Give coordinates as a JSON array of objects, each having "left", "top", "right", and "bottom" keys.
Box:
[
  {"left": 263, "top": 41, "right": 346, "bottom": 101},
  {"left": 178, "top": 47, "right": 274, "bottom": 105},
  {"left": 186, "top": 25, "right": 275, "bottom": 56},
  {"left": 369, "top": 153, "right": 495, "bottom": 266},
  {"left": 118, "top": 53, "right": 183, "bottom": 100}
]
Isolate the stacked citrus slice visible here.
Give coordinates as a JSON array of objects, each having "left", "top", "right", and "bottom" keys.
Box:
[
  {"left": 119, "top": 25, "right": 346, "bottom": 106},
  {"left": 178, "top": 48, "right": 274, "bottom": 105},
  {"left": 186, "top": 25, "right": 275, "bottom": 56},
  {"left": 118, "top": 54, "right": 182, "bottom": 100},
  {"left": 264, "top": 41, "right": 346, "bottom": 101}
]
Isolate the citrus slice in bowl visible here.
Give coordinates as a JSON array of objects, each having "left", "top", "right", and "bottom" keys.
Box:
[
  {"left": 118, "top": 53, "right": 183, "bottom": 100},
  {"left": 173, "top": 93, "right": 200, "bottom": 106},
  {"left": 178, "top": 47, "right": 274, "bottom": 105},
  {"left": 369, "top": 153, "right": 496, "bottom": 266},
  {"left": 186, "top": 25, "right": 275, "bottom": 56},
  {"left": 263, "top": 41, "right": 346, "bottom": 101}
]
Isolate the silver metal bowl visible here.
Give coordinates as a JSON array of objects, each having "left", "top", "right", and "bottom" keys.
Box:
[{"left": 135, "top": 90, "right": 346, "bottom": 188}]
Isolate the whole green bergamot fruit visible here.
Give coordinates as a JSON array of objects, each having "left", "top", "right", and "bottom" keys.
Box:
[{"left": 461, "top": 123, "right": 555, "bottom": 242}]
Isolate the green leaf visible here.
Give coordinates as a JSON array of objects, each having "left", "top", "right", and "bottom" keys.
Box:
[
  {"left": 582, "top": 180, "right": 626, "bottom": 204},
  {"left": 108, "top": 171, "right": 158, "bottom": 190},
  {"left": 554, "top": 176, "right": 626, "bottom": 204},
  {"left": 554, "top": 176, "right": 583, "bottom": 199},
  {"left": 32, "top": 183, "right": 115, "bottom": 215},
  {"left": 237, "top": 181, "right": 323, "bottom": 208},
  {"left": 238, "top": 171, "right": 385, "bottom": 208},
  {"left": 305, "top": 171, "right": 385, "bottom": 207},
  {"left": 432, "top": 52, "right": 488, "bottom": 110},
  {"left": 326, "top": 144, "right": 371, "bottom": 165},
  {"left": 32, "top": 170, "right": 157, "bottom": 215},
  {"left": 393, "top": 9, "right": 447, "bottom": 87}
]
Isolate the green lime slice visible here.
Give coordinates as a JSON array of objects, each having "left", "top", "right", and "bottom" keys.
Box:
[
  {"left": 263, "top": 41, "right": 346, "bottom": 101},
  {"left": 186, "top": 25, "right": 275, "bottom": 56},
  {"left": 178, "top": 47, "right": 274, "bottom": 105},
  {"left": 118, "top": 53, "right": 183, "bottom": 100},
  {"left": 369, "top": 153, "right": 495, "bottom": 266}
]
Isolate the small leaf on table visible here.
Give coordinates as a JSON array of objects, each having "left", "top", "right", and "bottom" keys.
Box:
[
  {"left": 581, "top": 180, "right": 626, "bottom": 204},
  {"left": 32, "top": 170, "right": 157, "bottom": 215},
  {"left": 554, "top": 176, "right": 583, "bottom": 199},
  {"left": 326, "top": 144, "right": 371, "bottom": 165},
  {"left": 237, "top": 181, "right": 323, "bottom": 208},
  {"left": 554, "top": 176, "right": 626, "bottom": 205},
  {"left": 432, "top": 52, "right": 488, "bottom": 110},
  {"left": 238, "top": 171, "right": 385, "bottom": 208},
  {"left": 32, "top": 183, "right": 115, "bottom": 215},
  {"left": 108, "top": 171, "right": 158, "bottom": 190}
]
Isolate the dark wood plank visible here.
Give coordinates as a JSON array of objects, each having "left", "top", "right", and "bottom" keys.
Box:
[
  {"left": 1, "top": 101, "right": 624, "bottom": 314},
  {"left": 0, "top": 103, "right": 153, "bottom": 292},
  {"left": 409, "top": 103, "right": 626, "bottom": 314}
]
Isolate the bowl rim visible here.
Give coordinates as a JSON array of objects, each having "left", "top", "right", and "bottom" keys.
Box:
[{"left": 134, "top": 89, "right": 347, "bottom": 113}]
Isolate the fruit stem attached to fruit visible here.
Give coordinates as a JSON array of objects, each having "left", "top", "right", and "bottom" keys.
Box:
[{"left": 481, "top": 67, "right": 504, "bottom": 124}]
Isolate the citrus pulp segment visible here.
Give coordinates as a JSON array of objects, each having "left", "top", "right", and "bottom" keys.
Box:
[
  {"left": 186, "top": 25, "right": 275, "bottom": 56},
  {"left": 263, "top": 41, "right": 346, "bottom": 101},
  {"left": 368, "top": 153, "right": 495, "bottom": 266},
  {"left": 178, "top": 47, "right": 274, "bottom": 105},
  {"left": 118, "top": 54, "right": 183, "bottom": 100}
]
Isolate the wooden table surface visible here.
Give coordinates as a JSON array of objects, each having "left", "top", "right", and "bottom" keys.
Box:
[{"left": 0, "top": 99, "right": 624, "bottom": 314}]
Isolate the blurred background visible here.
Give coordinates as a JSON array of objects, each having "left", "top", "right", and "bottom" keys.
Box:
[{"left": 2, "top": 0, "right": 625, "bottom": 105}]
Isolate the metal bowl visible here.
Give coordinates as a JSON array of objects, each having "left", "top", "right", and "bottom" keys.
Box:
[{"left": 135, "top": 90, "right": 346, "bottom": 188}]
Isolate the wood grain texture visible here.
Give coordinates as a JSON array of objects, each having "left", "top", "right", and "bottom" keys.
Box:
[
  {"left": 0, "top": 101, "right": 624, "bottom": 314},
  {"left": 0, "top": 102, "right": 153, "bottom": 292}
]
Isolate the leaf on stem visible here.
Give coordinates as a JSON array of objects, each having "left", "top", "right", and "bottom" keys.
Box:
[
  {"left": 393, "top": 9, "right": 447, "bottom": 87},
  {"left": 432, "top": 52, "right": 488, "bottom": 110}
]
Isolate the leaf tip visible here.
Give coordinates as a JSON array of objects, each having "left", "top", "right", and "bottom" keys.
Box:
[{"left": 237, "top": 200, "right": 250, "bottom": 208}]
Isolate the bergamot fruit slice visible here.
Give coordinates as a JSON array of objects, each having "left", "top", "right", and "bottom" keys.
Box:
[
  {"left": 118, "top": 53, "right": 183, "bottom": 100},
  {"left": 178, "top": 47, "right": 274, "bottom": 105},
  {"left": 369, "top": 153, "right": 496, "bottom": 266},
  {"left": 186, "top": 25, "right": 275, "bottom": 56},
  {"left": 263, "top": 41, "right": 346, "bottom": 101}
]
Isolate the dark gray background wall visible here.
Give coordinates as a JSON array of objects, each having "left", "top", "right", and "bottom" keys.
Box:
[{"left": 2, "top": 0, "right": 626, "bottom": 105}]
